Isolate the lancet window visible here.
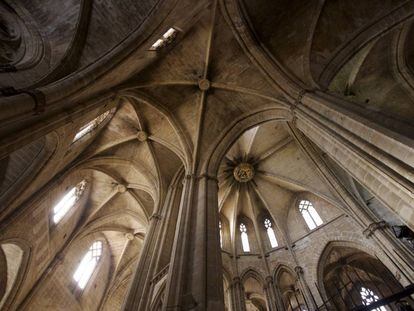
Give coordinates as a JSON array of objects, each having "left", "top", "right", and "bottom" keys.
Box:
[
  {"left": 73, "top": 241, "right": 103, "bottom": 289},
  {"left": 298, "top": 200, "right": 323, "bottom": 230},
  {"left": 73, "top": 110, "right": 112, "bottom": 142},
  {"left": 53, "top": 180, "right": 86, "bottom": 224},
  {"left": 240, "top": 223, "right": 250, "bottom": 252},
  {"left": 264, "top": 218, "right": 278, "bottom": 248}
]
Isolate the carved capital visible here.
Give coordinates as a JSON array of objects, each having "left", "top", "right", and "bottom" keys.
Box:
[
  {"left": 150, "top": 213, "right": 162, "bottom": 221},
  {"left": 295, "top": 266, "right": 304, "bottom": 275},
  {"left": 363, "top": 220, "right": 388, "bottom": 238},
  {"left": 197, "top": 173, "right": 218, "bottom": 182},
  {"left": 232, "top": 276, "right": 242, "bottom": 286}
]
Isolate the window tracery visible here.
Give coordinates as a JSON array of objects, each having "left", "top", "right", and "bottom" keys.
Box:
[
  {"left": 53, "top": 180, "right": 86, "bottom": 224},
  {"left": 239, "top": 223, "right": 250, "bottom": 252},
  {"left": 73, "top": 110, "right": 113, "bottom": 142},
  {"left": 73, "top": 241, "right": 102, "bottom": 290},
  {"left": 360, "top": 287, "right": 386, "bottom": 311},
  {"left": 264, "top": 218, "right": 278, "bottom": 248},
  {"left": 298, "top": 200, "right": 323, "bottom": 230}
]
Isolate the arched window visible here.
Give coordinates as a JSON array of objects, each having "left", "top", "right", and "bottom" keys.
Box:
[
  {"left": 73, "top": 110, "right": 112, "bottom": 142},
  {"left": 73, "top": 241, "right": 103, "bottom": 289},
  {"left": 53, "top": 180, "right": 86, "bottom": 224},
  {"left": 219, "top": 221, "right": 223, "bottom": 248},
  {"left": 298, "top": 200, "right": 323, "bottom": 230},
  {"left": 360, "top": 287, "right": 386, "bottom": 311},
  {"left": 264, "top": 218, "right": 278, "bottom": 248},
  {"left": 239, "top": 223, "right": 250, "bottom": 252}
]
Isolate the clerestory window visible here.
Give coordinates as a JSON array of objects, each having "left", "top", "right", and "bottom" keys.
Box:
[
  {"left": 298, "top": 200, "right": 323, "bottom": 230},
  {"left": 53, "top": 180, "right": 86, "bottom": 224},
  {"left": 239, "top": 223, "right": 250, "bottom": 252},
  {"left": 264, "top": 218, "right": 278, "bottom": 248},
  {"left": 73, "top": 110, "right": 112, "bottom": 142},
  {"left": 73, "top": 241, "right": 103, "bottom": 290},
  {"left": 150, "top": 28, "right": 178, "bottom": 51}
]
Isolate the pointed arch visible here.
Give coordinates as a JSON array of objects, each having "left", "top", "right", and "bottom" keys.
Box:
[
  {"left": 316, "top": 240, "right": 405, "bottom": 309},
  {"left": 240, "top": 267, "right": 265, "bottom": 285},
  {"left": 0, "top": 238, "right": 31, "bottom": 310}
]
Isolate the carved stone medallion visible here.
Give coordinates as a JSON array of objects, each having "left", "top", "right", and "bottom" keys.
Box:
[{"left": 233, "top": 163, "right": 254, "bottom": 182}]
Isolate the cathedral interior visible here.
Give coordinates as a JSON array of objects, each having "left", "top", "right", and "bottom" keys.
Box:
[{"left": 0, "top": 0, "right": 414, "bottom": 310}]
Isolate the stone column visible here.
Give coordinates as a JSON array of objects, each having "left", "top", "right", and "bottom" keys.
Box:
[
  {"left": 263, "top": 275, "right": 280, "bottom": 311},
  {"left": 123, "top": 177, "right": 181, "bottom": 310},
  {"left": 295, "top": 266, "right": 317, "bottom": 311},
  {"left": 273, "top": 283, "right": 286, "bottom": 311},
  {"left": 122, "top": 213, "right": 163, "bottom": 310},
  {"left": 229, "top": 277, "right": 246, "bottom": 311},
  {"left": 164, "top": 174, "right": 224, "bottom": 310}
]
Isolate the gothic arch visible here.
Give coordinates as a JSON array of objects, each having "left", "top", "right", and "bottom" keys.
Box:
[
  {"left": 274, "top": 265, "right": 307, "bottom": 311},
  {"left": 0, "top": 238, "right": 31, "bottom": 310},
  {"left": 316, "top": 240, "right": 406, "bottom": 309},
  {"left": 0, "top": 131, "right": 58, "bottom": 216},
  {"left": 240, "top": 267, "right": 266, "bottom": 285},
  {"left": 240, "top": 268, "right": 267, "bottom": 311}
]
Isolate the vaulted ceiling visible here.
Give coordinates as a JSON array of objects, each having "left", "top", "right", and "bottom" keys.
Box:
[{"left": 0, "top": 0, "right": 413, "bottom": 308}]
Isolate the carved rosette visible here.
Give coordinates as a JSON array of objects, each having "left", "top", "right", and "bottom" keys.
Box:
[{"left": 233, "top": 163, "right": 254, "bottom": 182}]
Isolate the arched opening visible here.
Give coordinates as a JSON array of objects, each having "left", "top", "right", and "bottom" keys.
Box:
[
  {"left": 276, "top": 267, "right": 307, "bottom": 311},
  {"left": 0, "top": 133, "right": 57, "bottom": 212},
  {"left": 0, "top": 242, "right": 28, "bottom": 310},
  {"left": 242, "top": 273, "right": 267, "bottom": 311},
  {"left": 318, "top": 243, "right": 413, "bottom": 310},
  {"left": 0, "top": 247, "right": 6, "bottom": 302}
]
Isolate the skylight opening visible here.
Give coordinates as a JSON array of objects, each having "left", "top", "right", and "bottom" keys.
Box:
[
  {"left": 150, "top": 27, "right": 178, "bottom": 51},
  {"left": 73, "top": 110, "right": 112, "bottom": 142},
  {"left": 53, "top": 180, "right": 86, "bottom": 224},
  {"left": 73, "top": 241, "right": 102, "bottom": 290}
]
